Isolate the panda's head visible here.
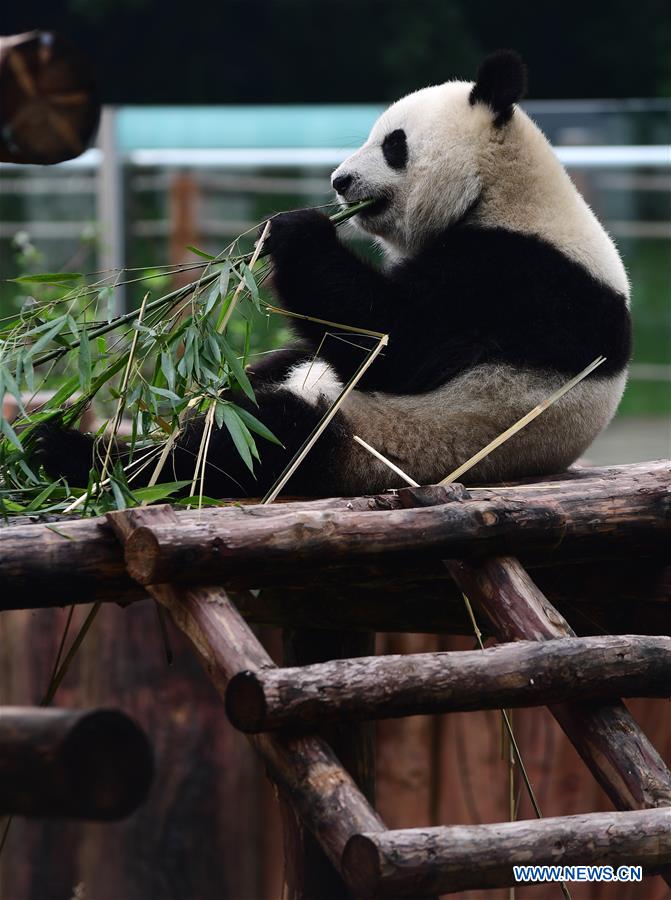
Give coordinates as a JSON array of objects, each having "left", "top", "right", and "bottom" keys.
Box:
[{"left": 331, "top": 50, "right": 528, "bottom": 255}]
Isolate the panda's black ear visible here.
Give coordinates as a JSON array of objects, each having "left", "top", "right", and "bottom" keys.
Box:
[{"left": 469, "top": 50, "right": 527, "bottom": 127}]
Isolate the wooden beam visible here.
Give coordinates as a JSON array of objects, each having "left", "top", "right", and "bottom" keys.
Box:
[
  {"left": 0, "top": 707, "right": 153, "bottom": 820},
  {"left": 448, "top": 555, "right": 671, "bottom": 885},
  {"left": 225, "top": 634, "right": 671, "bottom": 732},
  {"left": 342, "top": 808, "right": 671, "bottom": 896},
  {"left": 279, "top": 628, "right": 376, "bottom": 900},
  {"left": 2, "top": 462, "right": 667, "bottom": 609},
  {"left": 106, "top": 507, "right": 385, "bottom": 880},
  {"left": 115, "top": 465, "right": 670, "bottom": 586}
]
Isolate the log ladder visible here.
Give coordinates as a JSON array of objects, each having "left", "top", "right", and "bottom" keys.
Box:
[{"left": 100, "top": 460, "right": 671, "bottom": 898}]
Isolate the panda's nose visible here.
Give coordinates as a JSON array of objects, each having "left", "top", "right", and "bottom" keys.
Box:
[{"left": 332, "top": 173, "right": 353, "bottom": 195}]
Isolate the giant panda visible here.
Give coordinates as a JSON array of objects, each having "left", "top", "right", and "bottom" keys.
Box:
[{"left": 37, "top": 50, "right": 631, "bottom": 498}]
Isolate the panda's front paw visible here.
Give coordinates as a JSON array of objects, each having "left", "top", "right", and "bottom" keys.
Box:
[
  {"left": 32, "top": 423, "right": 95, "bottom": 487},
  {"left": 263, "top": 209, "right": 336, "bottom": 259}
]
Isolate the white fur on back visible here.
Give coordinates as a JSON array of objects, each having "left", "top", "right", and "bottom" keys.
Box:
[{"left": 283, "top": 359, "right": 343, "bottom": 406}]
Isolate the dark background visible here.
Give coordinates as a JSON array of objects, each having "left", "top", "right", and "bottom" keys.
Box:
[{"left": 2, "top": 0, "right": 671, "bottom": 103}]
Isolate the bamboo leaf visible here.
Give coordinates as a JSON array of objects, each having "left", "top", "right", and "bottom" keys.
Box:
[
  {"left": 219, "top": 338, "right": 256, "bottom": 404},
  {"left": 149, "top": 385, "right": 182, "bottom": 404},
  {"left": 131, "top": 481, "right": 191, "bottom": 503},
  {"left": 186, "top": 246, "right": 215, "bottom": 260},
  {"left": 204, "top": 283, "right": 220, "bottom": 315},
  {"left": 1, "top": 366, "right": 26, "bottom": 417},
  {"left": 233, "top": 404, "right": 283, "bottom": 446},
  {"left": 240, "top": 262, "right": 260, "bottom": 309},
  {"left": 161, "top": 351, "right": 176, "bottom": 393},
  {"left": 222, "top": 405, "right": 254, "bottom": 474},
  {"left": 0, "top": 416, "right": 24, "bottom": 452},
  {"left": 12, "top": 272, "right": 82, "bottom": 284},
  {"left": 219, "top": 261, "right": 232, "bottom": 300},
  {"left": 27, "top": 315, "right": 68, "bottom": 357}
]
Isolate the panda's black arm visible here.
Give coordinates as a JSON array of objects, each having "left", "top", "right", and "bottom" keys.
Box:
[{"left": 266, "top": 210, "right": 398, "bottom": 380}]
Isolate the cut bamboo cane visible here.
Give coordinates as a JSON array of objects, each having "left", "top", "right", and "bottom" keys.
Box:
[
  {"left": 0, "top": 707, "right": 153, "bottom": 820},
  {"left": 225, "top": 634, "right": 671, "bottom": 733},
  {"left": 342, "top": 808, "right": 671, "bottom": 896}
]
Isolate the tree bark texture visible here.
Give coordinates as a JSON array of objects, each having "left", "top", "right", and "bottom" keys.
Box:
[
  {"left": 106, "top": 507, "right": 385, "bottom": 882},
  {"left": 225, "top": 634, "right": 671, "bottom": 732},
  {"left": 342, "top": 808, "right": 671, "bottom": 896},
  {"left": 448, "top": 555, "right": 671, "bottom": 887}
]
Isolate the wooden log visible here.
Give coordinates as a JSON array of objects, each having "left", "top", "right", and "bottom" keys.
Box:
[
  {"left": 341, "top": 808, "right": 671, "bottom": 896},
  {"left": 2, "top": 513, "right": 670, "bottom": 637},
  {"left": 280, "top": 628, "right": 376, "bottom": 900},
  {"left": 0, "top": 707, "right": 153, "bottom": 820},
  {"left": 115, "top": 465, "right": 670, "bottom": 587},
  {"left": 2, "top": 461, "right": 667, "bottom": 608},
  {"left": 448, "top": 556, "right": 671, "bottom": 885},
  {"left": 106, "top": 507, "right": 386, "bottom": 879},
  {"left": 238, "top": 560, "right": 671, "bottom": 634},
  {"left": 0, "top": 517, "right": 147, "bottom": 610},
  {"left": 0, "top": 31, "right": 99, "bottom": 165},
  {"left": 225, "top": 634, "right": 671, "bottom": 732}
]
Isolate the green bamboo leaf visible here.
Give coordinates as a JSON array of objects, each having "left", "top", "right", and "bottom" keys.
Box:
[
  {"left": 186, "top": 246, "right": 215, "bottom": 260},
  {"left": 131, "top": 481, "right": 191, "bottom": 503},
  {"left": 0, "top": 416, "right": 23, "bottom": 451},
  {"left": 215, "top": 400, "right": 226, "bottom": 430},
  {"left": 149, "top": 385, "right": 182, "bottom": 404},
  {"left": 174, "top": 495, "right": 226, "bottom": 508},
  {"left": 240, "top": 262, "right": 260, "bottom": 309},
  {"left": 25, "top": 480, "right": 66, "bottom": 512},
  {"left": 12, "top": 272, "right": 82, "bottom": 284},
  {"left": 161, "top": 351, "right": 176, "bottom": 393},
  {"left": 27, "top": 315, "right": 67, "bottom": 357},
  {"left": 222, "top": 405, "right": 254, "bottom": 474},
  {"left": 67, "top": 314, "right": 79, "bottom": 338},
  {"left": 206, "top": 334, "right": 221, "bottom": 365},
  {"left": 219, "top": 338, "right": 256, "bottom": 404},
  {"left": 219, "top": 260, "right": 232, "bottom": 300},
  {"left": 23, "top": 354, "right": 35, "bottom": 393},
  {"left": 1, "top": 366, "right": 26, "bottom": 416},
  {"left": 204, "top": 283, "right": 220, "bottom": 315},
  {"left": 232, "top": 404, "right": 283, "bottom": 446}
]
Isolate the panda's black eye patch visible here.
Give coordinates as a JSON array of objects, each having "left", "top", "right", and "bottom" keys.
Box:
[{"left": 382, "top": 129, "right": 408, "bottom": 170}]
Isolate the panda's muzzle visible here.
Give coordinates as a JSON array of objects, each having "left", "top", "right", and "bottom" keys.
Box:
[{"left": 332, "top": 173, "right": 353, "bottom": 195}]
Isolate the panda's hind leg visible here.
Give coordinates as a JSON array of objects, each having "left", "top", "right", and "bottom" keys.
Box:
[{"left": 174, "top": 386, "right": 349, "bottom": 499}]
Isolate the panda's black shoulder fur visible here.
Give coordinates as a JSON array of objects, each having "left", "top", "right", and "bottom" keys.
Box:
[{"left": 268, "top": 211, "right": 631, "bottom": 396}]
